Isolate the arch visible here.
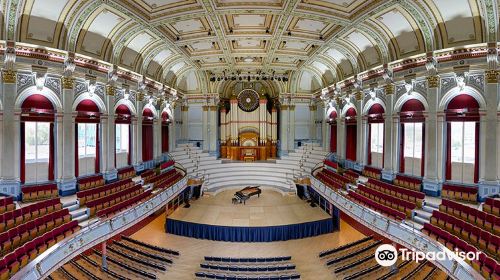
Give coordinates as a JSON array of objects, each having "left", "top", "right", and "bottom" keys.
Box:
[
  {"left": 341, "top": 105, "right": 357, "bottom": 118},
  {"left": 113, "top": 99, "right": 137, "bottom": 116},
  {"left": 367, "top": 103, "right": 385, "bottom": 115},
  {"left": 363, "top": 98, "right": 386, "bottom": 115},
  {"left": 142, "top": 103, "right": 158, "bottom": 119},
  {"left": 15, "top": 86, "right": 63, "bottom": 112},
  {"left": 438, "top": 86, "right": 486, "bottom": 111},
  {"left": 394, "top": 91, "right": 429, "bottom": 112},
  {"left": 161, "top": 111, "right": 170, "bottom": 122},
  {"left": 72, "top": 92, "right": 107, "bottom": 113},
  {"left": 21, "top": 94, "right": 54, "bottom": 111},
  {"left": 326, "top": 107, "right": 338, "bottom": 120}
]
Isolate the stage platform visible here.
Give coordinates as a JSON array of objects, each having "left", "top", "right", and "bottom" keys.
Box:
[{"left": 166, "top": 190, "right": 334, "bottom": 242}]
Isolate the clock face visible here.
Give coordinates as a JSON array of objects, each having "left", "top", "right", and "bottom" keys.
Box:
[{"left": 237, "top": 89, "right": 259, "bottom": 112}]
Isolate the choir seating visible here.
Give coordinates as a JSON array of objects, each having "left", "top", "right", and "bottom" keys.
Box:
[
  {"left": 21, "top": 183, "right": 58, "bottom": 202},
  {"left": 86, "top": 184, "right": 144, "bottom": 216},
  {"left": 438, "top": 199, "right": 500, "bottom": 235},
  {"left": 117, "top": 166, "right": 136, "bottom": 180},
  {"left": 77, "top": 174, "right": 105, "bottom": 191},
  {"left": 362, "top": 166, "right": 382, "bottom": 180},
  {"left": 356, "top": 185, "right": 416, "bottom": 217},
  {"left": 76, "top": 178, "right": 134, "bottom": 206},
  {"left": 394, "top": 174, "right": 422, "bottom": 191},
  {"left": 343, "top": 170, "right": 359, "bottom": 184},
  {"left": 347, "top": 191, "right": 406, "bottom": 220},
  {"left": 0, "top": 197, "right": 15, "bottom": 215},
  {"left": 119, "top": 235, "right": 180, "bottom": 257},
  {"left": 484, "top": 198, "right": 500, "bottom": 217},
  {"left": 364, "top": 178, "right": 425, "bottom": 208},
  {"left": 442, "top": 183, "right": 478, "bottom": 203}
]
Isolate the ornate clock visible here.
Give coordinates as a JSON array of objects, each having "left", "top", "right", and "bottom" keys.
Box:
[{"left": 237, "top": 89, "right": 260, "bottom": 112}]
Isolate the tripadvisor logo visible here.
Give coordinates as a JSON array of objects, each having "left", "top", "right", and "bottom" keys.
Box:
[{"left": 375, "top": 244, "right": 480, "bottom": 267}]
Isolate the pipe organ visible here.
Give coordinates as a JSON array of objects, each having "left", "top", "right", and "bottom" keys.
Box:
[{"left": 220, "top": 89, "right": 277, "bottom": 161}]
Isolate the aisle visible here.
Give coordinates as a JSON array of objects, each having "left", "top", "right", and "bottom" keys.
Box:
[{"left": 131, "top": 212, "right": 365, "bottom": 280}]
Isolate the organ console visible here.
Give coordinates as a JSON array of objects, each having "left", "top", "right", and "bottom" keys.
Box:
[{"left": 233, "top": 186, "right": 262, "bottom": 204}]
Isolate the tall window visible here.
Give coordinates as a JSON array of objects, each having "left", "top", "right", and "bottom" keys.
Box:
[
  {"left": 25, "top": 122, "right": 50, "bottom": 162},
  {"left": 116, "top": 124, "right": 129, "bottom": 153},
  {"left": 78, "top": 123, "right": 96, "bottom": 157},
  {"left": 450, "top": 122, "right": 476, "bottom": 183},
  {"left": 403, "top": 123, "right": 423, "bottom": 176},
  {"left": 370, "top": 123, "right": 384, "bottom": 153}
]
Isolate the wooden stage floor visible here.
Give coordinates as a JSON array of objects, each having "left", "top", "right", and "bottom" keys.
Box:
[{"left": 167, "top": 189, "right": 331, "bottom": 227}]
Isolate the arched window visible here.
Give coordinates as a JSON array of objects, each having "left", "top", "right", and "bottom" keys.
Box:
[
  {"left": 75, "top": 99, "right": 100, "bottom": 177},
  {"left": 345, "top": 108, "right": 357, "bottom": 161},
  {"left": 445, "top": 94, "right": 480, "bottom": 184},
  {"left": 21, "top": 94, "right": 55, "bottom": 183},
  {"left": 399, "top": 99, "right": 425, "bottom": 177},
  {"left": 367, "top": 104, "right": 384, "bottom": 168},
  {"left": 162, "top": 111, "right": 170, "bottom": 153},
  {"left": 142, "top": 108, "right": 154, "bottom": 162},
  {"left": 115, "top": 104, "right": 132, "bottom": 168},
  {"left": 329, "top": 111, "right": 337, "bottom": 153}
]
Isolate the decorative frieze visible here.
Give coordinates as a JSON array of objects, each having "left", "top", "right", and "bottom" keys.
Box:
[
  {"left": 384, "top": 84, "right": 394, "bottom": 95},
  {"left": 45, "top": 76, "right": 61, "bottom": 96},
  {"left": 355, "top": 91, "right": 363, "bottom": 101},
  {"left": 17, "top": 72, "right": 34, "bottom": 93}
]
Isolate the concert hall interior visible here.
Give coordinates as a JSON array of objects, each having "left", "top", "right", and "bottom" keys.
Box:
[{"left": 1, "top": 0, "right": 500, "bottom": 279}]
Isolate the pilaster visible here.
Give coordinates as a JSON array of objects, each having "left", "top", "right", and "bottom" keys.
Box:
[
  {"left": 279, "top": 105, "right": 289, "bottom": 156},
  {"left": 58, "top": 79, "right": 77, "bottom": 195},
  {"left": 382, "top": 86, "right": 395, "bottom": 181},
  {"left": 104, "top": 89, "right": 117, "bottom": 182},
  {"left": 202, "top": 105, "right": 209, "bottom": 151},
  {"left": 423, "top": 75, "right": 442, "bottom": 196}
]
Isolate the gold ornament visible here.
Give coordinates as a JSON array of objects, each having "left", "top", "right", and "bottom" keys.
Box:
[
  {"left": 62, "top": 77, "right": 74, "bottom": 90},
  {"left": 384, "top": 84, "right": 394, "bottom": 95},
  {"left": 2, "top": 70, "right": 16, "bottom": 84},
  {"left": 427, "top": 75, "right": 439, "bottom": 88},
  {"left": 486, "top": 70, "right": 499, "bottom": 84},
  {"left": 355, "top": 91, "right": 363, "bottom": 101},
  {"left": 106, "top": 85, "right": 116, "bottom": 96}
]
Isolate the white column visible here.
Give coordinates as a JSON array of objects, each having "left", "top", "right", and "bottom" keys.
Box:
[
  {"left": 382, "top": 88, "right": 395, "bottom": 180},
  {"left": 136, "top": 103, "right": 143, "bottom": 165},
  {"left": 220, "top": 108, "right": 226, "bottom": 144},
  {"left": 337, "top": 117, "right": 345, "bottom": 160},
  {"left": 280, "top": 105, "right": 289, "bottom": 155},
  {"left": 288, "top": 105, "right": 295, "bottom": 151},
  {"left": 356, "top": 99, "right": 365, "bottom": 165},
  {"left": 423, "top": 76, "right": 441, "bottom": 195},
  {"left": 59, "top": 79, "right": 77, "bottom": 194},
  {"left": 181, "top": 105, "right": 188, "bottom": 140},
  {"left": 0, "top": 71, "right": 21, "bottom": 198},
  {"left": 104, "top": 90, "right": 117, "bottom": 181},
  {"left": 309, "top": 105, "right": 317, "bottom": 141},
  {"left": 321, "top": 105, "right": 328, "bottom": 150},
  {"left": 202, "top": 105, "right": 208, "bottom": 151},
  {"left": 154, "top": 118, "right": 161, "bottom": 160},
  {"left": 209, "top": 105, "right": 217, "bottom": 153}
]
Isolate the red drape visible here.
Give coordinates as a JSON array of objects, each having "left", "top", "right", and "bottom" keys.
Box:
[
  {"left": 20, "top": 122, "right": 25, "bottom": 183},
  {"left": 474, "top": 122, "right": 479, "bottom": 183},
  {"left": 399, "top": 124, "right": 405, "bottom": 173},
  {"left": 162, "top": 125, "right": 169, "bottom": 153},
  {"left": 346, "top": 125, "right": 357, "bottom": 161},
  {"left": 48, "top": 123, "right": 54, "bottom": 181},
  {"left": 142, "top": 124, "right": 153, "bottom": 161},
  {"left": 75, "top": 124, "right": 79, "bottom": 178},
  {"left": 446, "top": 123, "right": 452, "bottom": 180},
  {"left": 330, "top": 124, "right": 337, "bottom": 153},
  {"left": 95, "top": 124, "right": 100, "bottom": 173}
]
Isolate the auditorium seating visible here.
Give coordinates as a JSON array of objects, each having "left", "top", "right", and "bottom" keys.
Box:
[
  {"left": 484, "top": 197, "right": 500, "bottom": 217},
  {"left": 364, "top": 178, "right": 425, "bottom": 208},
  {"left": 76, "top": 178, "right": 134, "bottom": 205},
  {"left": 160, "top": 160, "right": 175, "bottom": 170},
  {"left": 92, "top": 249, "right": 157, "bottom": 279},
  {"left": 319, "top": 236, "right": 373, "bottom": 258},
  {"left": 315, "top": 168, "right": 350, "bottom": 190},
  {"left": 197, "top": 256, "right": 300, "bottom": 279},
  {"left": 77, "top": 174, "right": 105, "bottom": 191},
  {"left": 442, "top": 183, "right": 478, "bottom": 203},
  {"left": 362, "top": 166, "right": 381, "bottom": 180},
  {"left": 117, "top": 166, "right": 136, "bottom": 180},
  {"left": 21, "top": 183, "right": 58, "bottom": 202},
  {"left": 0, "top": 198, "right": 62, "bottom": 233},
  {"left": 394, "top": 174, "right": 422, "bottom": 191},
  {"left": 438, "top": 199, "right": 500, "bottom": 235},
  {"left": 348, "top": 191, "right": 406, "bottom": 220},
  {"left": 86, "top": 184, "right": 144, "bottom": 216},
  {"left": 356, "top": 185, "right": 416, "bottom": 217},
  {"left": 343, "top": 170, "right": 359, "bottom": 184},
  {"left": 324, "top": 159, "right": 338, "bottom": 170},
  {"left": 96, "top": 190, "right": 152, "bottom": 217},
  {"left": 0, "top": 197, "right": 14, "bottom": 215},
  {"left": 141, "top": 169, "right": 157, "bottom": 184},
  {"left": 148, "top": 169, "right": 183, "bottom": 189},
  {"left": 119, "top": 235, "right": 180, "bottom": 256}
]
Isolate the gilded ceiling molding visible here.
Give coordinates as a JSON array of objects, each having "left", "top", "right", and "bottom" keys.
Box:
[
  {"left": 314, "top": 55, "right": 339, "bottom": 81},
  {"left": 66, "top": 0, "right": 102, "bottom": 51},
  {"left": 111, "top": 25, "right": 145, "bottom": 64},
  {"left": 478, "top": 0, "right": 498, "bottom": 41},
  {"left": 357, "top": 23, "right": 391, "bottom": 63},
  {"left": 6, "top": 0, "right": 23, "bottom": 41},
  {"left": 140, "top": 43, "right": 170, "bottom": 74},
  {"left": 400, "top": 0, "right": 436, "bottom": 51}
]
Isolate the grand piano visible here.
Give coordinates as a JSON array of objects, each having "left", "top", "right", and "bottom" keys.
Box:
[{"left": 233, "top": 186, "right": 262, "bottom": 204}]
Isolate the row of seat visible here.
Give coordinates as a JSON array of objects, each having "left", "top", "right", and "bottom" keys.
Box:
[
  {"left": 0, "top": 208, "right": 71, "bottom": 256},
  {"left": 195, "top": 272, "right": 300, "bottom": 280},
  {"left": 148, "top": 168, "right": 176, "bottom": 187},
  {"left": 87, "top": 184, "right": 143, "bottom": 216},
  {"left": 156, "top": 171, "right": 183, "bottom": 189},
  {"left": 343, "top": 170, "right": 359, "bottom": 184},
  {"left": 429, "top": 210, "right": 499, "bottom": 259},
  {"left": 0, "top": 220, "right": 79, "bottom": 280},
  {"left": 442, "top": 183, "right": 478, "bottom": 202},
  {"left": 0, "top": 197, "right": 14, "bottom": 214},
  {"left": 315, "top": 170, "right": 343, "bottom": 190},
  {"left": 321, "top": 168, "right": 350, "bottom": 187},
  {"left": 92, "top": 249, "right": 156, "bottom": 279},
  {"left": 347, "top": 191, "right": 406, "bottom": 221},
  {"left": 96, "top": 189, "right": 152, "bottom": 217},
  {"left": 107, "top": 246, "right": 167, "bottom": 271},
  {"left": 117, "top": 166, "right": 136, "bottom": 180},
  {"left": 160, "top": 160, "right": 175, "bottom": 170},
  {"left": 318, "top": 236, "right": 373, "bottom": 258},
  {"left": 439, "top": 199, "right": 499, "bottom": 235},
  {"left": 200, "top": 263, "right": 296, "bottom": 272},
  {"left": 77, "top": 178, "right": 134, "bottom": 205},
  {"left": 325, "top": 240, "right": 382, "bottom": 267},
  {"left": 323, "top": 160, "right": 338, "bottom": 170},
  {"left": 394, "top": 174, "right": 422, "bottom": 191},
  {"left": 485, "top": 198, "right": 500, "bottom": 217},
  {"left": 364, "top": 178, "right": 425, "bottom": 208},
  {"left": 21, "top": 183, "right": 58, "bottom": 202},
  {"left": 77, "top": 174, "right": 105, "bottom": 191},
  {"left": 356, "top": 185, "right": 416, "bottom": 217},
  {"left": 112, "top": 240, "right": 173, "bottom": 264},
  {"left": 362, "top": 166, "right": 382, "bottom": 180},
  {"left": 422, "top": 223, "right": 499, "bottom": 279},
  {"left": 0, "top": 198, "right": 62, "bottom": 232},
  {"left": 120, "top": 235, "right": 180, "bottom": 256},
  {"left": 141, "top": 169, "right": 157, "bottom": 184},
  {"left": 205, "top": 256, "right": 292, "bottom": 263}
]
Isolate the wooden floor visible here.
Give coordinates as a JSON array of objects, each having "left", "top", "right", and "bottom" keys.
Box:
[
  {"left": 168, "top": 190, "right": 330, "bottom": 226},
  {"left": 132, "top": 211, "right": 366, "bottom": 280}
]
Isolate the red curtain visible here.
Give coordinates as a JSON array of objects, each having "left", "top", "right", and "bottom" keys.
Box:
[
  {"left": 421, "top": 123, "right": 425, "bottom": 177},
  {"left": 20, "top": 122, "right": 25, "bottom": 183},
  {"left": 75, "top": 124, "right": 79, "bottom": 178},
  {"left": 346, "top": 125, "right": 357, "bottom": 161},
  {"left": 330, "top": 124, "right": 337, "bottom": 153},
  {"left": 48, "top": 123, "right": 54, "bottom": 181},
  {"left": 162, "top": 125, "right": 169, "bottom": 153},
  {"left": 474, "top": 122, "right": 479, "bottom": 183},
  {"left": 446, "top": 123, "right": 452, "bottom": 180},
  {"left": 399, "top": 124, "right": 405, "bottom": 173},
  {"left": 142, "top": 124, "right": 153, "bottom": 161},
  {"left": 95, "top": 124, "right": 100, "bottom": 173}
]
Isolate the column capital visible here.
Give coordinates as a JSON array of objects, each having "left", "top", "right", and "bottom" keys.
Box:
[
  {"left": 202, "top": 105, "right": 209, "bottom": 111},
  {"left": 62, "top": 76, "right": 74, "bottom": 90},
  {"left": 106, "top": 84, "right": 116, "bottom": 96},
  {"left": 181, "top": 105, "right": 189, "bottom": 111},
  {"left": 355, "top": 91, "right": 363, "bottom": 101},
  {"left": 485, "top": 70, "right": 499, "bottom": 84},
  {"left": 280, "top": 105, "right": 289, "bottom": 110},
  {"left": 289, "top": 105, "right": 295, "bottom": 111},
  {"left": 309, "top": 105, "right": 317, "bottom": 111},
  {"left": 384, "top": 83, "right": 394, "bottom": 95},
  {"left": 2, "top": 70, "right": 16, "bottom": 84},
  {"left": 426, "top": 75, "right": 439, "bottom": 88}
]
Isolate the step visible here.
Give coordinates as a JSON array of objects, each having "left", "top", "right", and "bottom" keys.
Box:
[
  {"left": 70, "top": 208, "right": 88, "bottom": 219},
  {"left": 425, "top": 200, "right": 441, "bottom": 209},
  {"left": 413, "top": 215, "right": 428, "bottom": 225},
  {"left": 422, "top": 205, "right": 437, "bottom": 214},
  {"left": 414, "top": 209, "right": 432, "bottom": 220},
  {"left": 62, "top": 200, "right": 78, "bottom": 209},
  {"left": 66, "top": 203, "right": 80, "bottom": 212},
  {"left": 205, "top": 181, "right": 293, "bottom": 194}
]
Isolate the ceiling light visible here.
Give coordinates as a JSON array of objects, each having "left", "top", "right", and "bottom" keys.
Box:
[{"left": 243, "top": 57, "right": 254, "bottom": 63}]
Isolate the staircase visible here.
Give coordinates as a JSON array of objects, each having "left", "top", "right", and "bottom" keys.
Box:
[{"left": 169, "top": 143, "right": 328, "bottom": 195}]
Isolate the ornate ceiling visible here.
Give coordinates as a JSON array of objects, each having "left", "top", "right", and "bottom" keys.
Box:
[{"left": 1, "top": 0, "right": 497, "bottom": 94}]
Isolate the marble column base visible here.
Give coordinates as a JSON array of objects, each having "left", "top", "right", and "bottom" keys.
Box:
[
  {"left": 104, "top": 169, "right": 118, "bottom": 183},
  {"left": 381, "top": 170, "right": 395, "bottom": 182},
  {"left": 422, "top": 178, "right": 442, "bottom": 197},
  {"left": 58, "top": 178, "right": 77, "bottom": 196},
  {"left": 0, "top": 179, "right": 21, "bottom": 200},
  {"left": 478, "top": 180, "right": 500, "bottom": 202}
]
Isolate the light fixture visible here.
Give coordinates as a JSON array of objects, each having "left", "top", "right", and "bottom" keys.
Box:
[{"left": 243, "top": 57, "right": 254, "bottom": 63}]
